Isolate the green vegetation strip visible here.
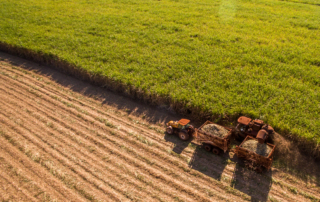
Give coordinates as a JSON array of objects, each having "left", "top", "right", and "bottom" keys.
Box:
[{"left": 0, "top": 0, "right": 320, "bottom": 153}]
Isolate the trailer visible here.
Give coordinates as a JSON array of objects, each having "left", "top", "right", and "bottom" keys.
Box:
[
  {"left": 234, "top": 136, "right": 276, "bottom": 172},
  {"left": 194, "top": 120, "right": 233, "bottom": 155}
]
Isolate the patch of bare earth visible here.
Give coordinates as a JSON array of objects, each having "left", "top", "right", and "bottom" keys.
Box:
[{"left": 0, "top": 52, "right": 320, "bottom": 202}]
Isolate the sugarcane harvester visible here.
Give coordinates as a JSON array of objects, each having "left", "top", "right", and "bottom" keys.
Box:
[
  {"left": 166, "top": 119, "right": 195, "bottom": 141},
  {"left": 235, "top": 116, "right": 275, "bottom": 143}
]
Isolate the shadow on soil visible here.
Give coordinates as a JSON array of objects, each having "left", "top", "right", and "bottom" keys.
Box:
[
  {"left": 163, "top": 132, "right": 229, "bottom": 181},
  {"left": 0, "top": 52, "right": 184, "bottom": 127},
  {"left": 188, "top": 145, "right": 229, "bottom": 181},
  {"left": 231, "top": 155, "right": 273, "bottom": 202},
  {"left": 186, "top": 142, "right": 272, "bottom": 201},
  {"left": 163, "top": 133, "right": 192, "bottom": 154}
]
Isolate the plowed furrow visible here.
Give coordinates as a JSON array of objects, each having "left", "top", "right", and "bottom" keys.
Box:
[
  {"left": 10, "top": 111, "right": 180, "bottom": 201},
  {"left": 0, "top": 109, "right": 135, "bottom": 202},
  {"left": 0, "top": 117, "right": 123, "bottom": 202},
  {"left": 0, "top": 156, "right": 45, "bottom": 202},
  {"left": 0, "top": 98, "right": 172, "bottom": 202},
  {"left": 0, "top": 87, "right": 216, "bottom": 201},
  {"left": 0, "top": 68, "right": 235, "bottom": 184},
  {"left": 0, "top": 68, "right": 195, "bottom": 174},
  {"left": 0, "top": 76, "right": 242, "bottom": 202},
  {"left": 0, "top": 93, "right": 200, "bottom": 202},
  {"left": 13, "top": 66, "right": 193, "bottom": 153},
  {"left": 1, "top": 66, "right": 194, "bottom": 154},
  {"left": 0, "top": 81, "right": 235, "bottom": 201},
  {"left": 0, "top": 81, "right": 245, "bottom": 201},
  {"left": 0, "top": 134, "right": 79, "bottom": 202},
  {"left": 0, "top": 75, "right": 288, "bottom": 200},
  {"left": 0, "top": 169, "right": 37, "bottom": 202}
]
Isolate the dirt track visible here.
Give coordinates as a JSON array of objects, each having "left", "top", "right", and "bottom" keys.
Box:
[{"left": 0, "top": 52, "right": 320, "bottom": 202}]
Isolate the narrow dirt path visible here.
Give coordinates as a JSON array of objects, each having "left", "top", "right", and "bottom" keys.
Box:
[{"left": 0, "top": 52, "right": 320, "bottom": 202}]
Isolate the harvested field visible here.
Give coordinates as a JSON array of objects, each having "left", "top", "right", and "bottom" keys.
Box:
[
  {"left": 201, "top": 124, "right": 229, "bottom": 138},
  {"left": 1, "top": 52, "right": 320, "bottom": 202},
  {"left": 241, "top": 140, "right": 273, "bottom": 157}
]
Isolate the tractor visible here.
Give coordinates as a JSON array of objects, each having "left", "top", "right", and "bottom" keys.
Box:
[
  {"left": 166, "top": 119, "right": 195, "bottom": 141},
  {"left": 235, "top": 116, "right": 274, "bottom": 143}
]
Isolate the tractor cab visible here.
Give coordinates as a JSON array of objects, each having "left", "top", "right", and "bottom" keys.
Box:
[
  {"left": 237, "top": 116, "right": 264, "bottom": 134},
  {"left": 178, "top": 119, "right": 190, "bottom": 129}
]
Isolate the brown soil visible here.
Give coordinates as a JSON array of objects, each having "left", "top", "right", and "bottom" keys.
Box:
[{"left": 0, "top": 52, "right": 320, "bottom": 202}]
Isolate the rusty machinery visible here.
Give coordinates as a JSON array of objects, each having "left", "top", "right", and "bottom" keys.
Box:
[
  {"left": 235, "top": 116, "right": 274, "bottom": 143},
  {"left": 194, "top": 120, "right": 233, "bottom": 155},
  {"left": 234, "top": 136, "right": 276, "bottom": 172}
]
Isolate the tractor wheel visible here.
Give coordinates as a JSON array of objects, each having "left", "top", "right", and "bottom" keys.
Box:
[
  {"left": 166, "top": 126, "right": 173, "bottom": 135},
  {"left": 203, "top": 144, "right": 212, "bottom": 152},
  {"left": 178, "top": 130, "right": 190, "bottom": 141},
  {"left": 212, "top": 147, "right": 221, "bottom": 155}
]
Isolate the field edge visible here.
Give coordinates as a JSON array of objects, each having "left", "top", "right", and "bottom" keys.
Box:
[{"left": 1, "top": 41, "right": 319, "bottom": 159}]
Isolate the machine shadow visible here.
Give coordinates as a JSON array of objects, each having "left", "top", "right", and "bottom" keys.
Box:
[
  {"left": 164, "top": 132, "right": 273, "bottom": 201},
  {"left": 188, "top": 145, "right": 229, "bottom": 181},
  {"left": 231, "top": 156, "right": 273, "bottom": 202},
  {"left": 164, "top": 131, "right": 228, "bottom": 181},
  {"left": 163, "top": 132, "right": 192, "bottom": 154}
]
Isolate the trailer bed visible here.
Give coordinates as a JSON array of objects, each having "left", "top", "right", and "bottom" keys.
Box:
[
  {"left": 235, "top": 136, "right": 276, "bottom": 171},
  {"left": 194, "top": 120, "right": 233, "bottom": 153}
]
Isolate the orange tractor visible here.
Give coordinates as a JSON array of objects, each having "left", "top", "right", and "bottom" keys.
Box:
[
  {"left": 166, "top": 119, "right": 195, "bottom": 140},
  {"left": 235, "top": 116, "right": 274, "bottom": 143}
]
